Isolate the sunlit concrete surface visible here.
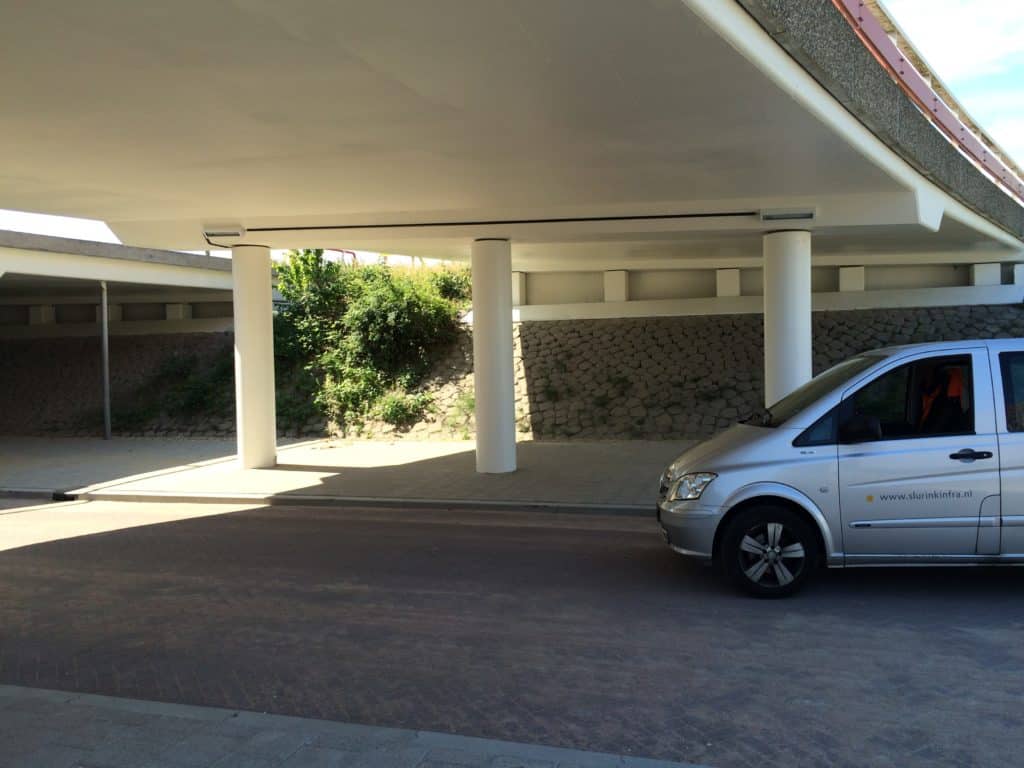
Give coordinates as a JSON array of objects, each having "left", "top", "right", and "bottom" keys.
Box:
[
  {"left": 0, "top": 437, "right": 692, "bottom": 511},
  {"left": 0, "top": 498, "right": 249, "bottom": 552},
  {"left": 0, "top": 436, "right": 240, "bottom": 491}
]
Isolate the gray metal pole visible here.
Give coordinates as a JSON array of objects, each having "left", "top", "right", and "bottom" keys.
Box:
[{"left": 101, "top": 281, "right": 112, "bottom": 440}]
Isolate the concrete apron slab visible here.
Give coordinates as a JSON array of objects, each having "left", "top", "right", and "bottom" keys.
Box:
[
  {"left": 0, "top": 684, "right": 706, "bottom": 768},
  {"left": 0, "top": 437, "right": 693, "bottom": 516}
]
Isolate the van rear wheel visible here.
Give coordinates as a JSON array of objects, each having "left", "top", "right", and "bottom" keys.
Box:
[{"left": 719, "top": 505, "right": 819, "bottom": 597}]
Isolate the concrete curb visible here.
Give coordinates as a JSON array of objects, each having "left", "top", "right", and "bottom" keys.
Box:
[
  {"left": 72, "top": 489, "right": 653, "bottom": 516},
  {"left": 0, "top": 488, "right": 62, "bottom": 501}
]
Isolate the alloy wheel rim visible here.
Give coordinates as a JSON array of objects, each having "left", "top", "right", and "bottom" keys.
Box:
[{"left": 737, "top": 522, "right": 806, "bottom": 588}]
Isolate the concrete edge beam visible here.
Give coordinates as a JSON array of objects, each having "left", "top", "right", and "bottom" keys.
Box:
[{"left": 734, "top": 0, "right": 1024, "bottom": 240}]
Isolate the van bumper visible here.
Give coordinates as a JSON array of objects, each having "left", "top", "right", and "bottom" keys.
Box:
[{"left": 657, "top": 499, "right": 721, "bottom": 560}]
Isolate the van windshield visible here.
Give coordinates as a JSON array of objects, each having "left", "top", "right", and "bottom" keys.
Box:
[{"left": 748, "top": 354, "right": 884, "bottom": 427}]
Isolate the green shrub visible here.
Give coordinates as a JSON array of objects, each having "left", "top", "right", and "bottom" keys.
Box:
[
  {"left": 375, "top": 391, "right": 433, "bottom": 427},
  {"left": 428, "top": 267, "right": 472, "bottom": 303},
  {"left": 339, "top": 265, "right": 457, "bottom": 380},
  {"left": 274, "top": 251, "right": 464, "bottom": 432},
  {"left": 454, "top": 391, "right": 475, "bottom": 420}
]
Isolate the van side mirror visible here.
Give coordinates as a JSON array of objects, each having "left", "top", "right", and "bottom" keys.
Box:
[{"left": 839, "top": 413, "right": 882, "bottom": 444}]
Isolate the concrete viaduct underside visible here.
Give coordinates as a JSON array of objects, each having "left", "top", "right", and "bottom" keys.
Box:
[{"left": 1, "top": 0, "right": 1022, "bottom": 472}]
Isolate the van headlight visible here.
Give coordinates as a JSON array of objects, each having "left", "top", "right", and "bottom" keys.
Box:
[{"left": 668, "top": 472, "right": 717, "bottom": 501}]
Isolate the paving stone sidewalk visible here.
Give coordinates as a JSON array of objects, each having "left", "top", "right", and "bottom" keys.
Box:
[
  {"left": 0, "top": 437, "right": 693, "bottom": 512},
  {"left": 0, "top": 685, "right": 704, "bottom": 768}
]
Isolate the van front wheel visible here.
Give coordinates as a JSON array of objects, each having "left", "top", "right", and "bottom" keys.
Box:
[{"left": 719, "top": 505, "right": 819, "bottom": 597}]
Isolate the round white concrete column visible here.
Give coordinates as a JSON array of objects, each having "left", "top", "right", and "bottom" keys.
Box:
[
  {"left": 762, "top": 230, "right": 812, "bottom": 407},
  {"left": 232, "top": 245, "right": 277, "bottom": 469},
  {"left": 471, "top": 238, "right": 516, "bottom": 473}
]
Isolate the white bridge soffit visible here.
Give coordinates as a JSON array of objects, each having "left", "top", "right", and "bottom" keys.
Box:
[{"left": 0, "top": 0, "right": 1020, "bottom": 262}]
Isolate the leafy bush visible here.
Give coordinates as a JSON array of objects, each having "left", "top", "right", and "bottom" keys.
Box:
[
  {"left": 339, "top": 265, "right": 457, "bottom": 380},
  {"left": 374, "top": 391, "right": 433, "bottom": 428},
  {"left": 275, "top": 251, "right": 464, "bottom": 432},
  {"left": 428, "top": 267, "right": 472, "bottom": 304}
]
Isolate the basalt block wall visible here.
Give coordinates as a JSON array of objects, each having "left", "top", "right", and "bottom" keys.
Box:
[
  {"left": 4, "top": 305, "right": 1024, "bottom": 439},
  {"left": 0, "top": 333, "right": 234, "bottom": 436},
  {"left": 517, "top": 304, "right": 1024, "bottom": 440}
]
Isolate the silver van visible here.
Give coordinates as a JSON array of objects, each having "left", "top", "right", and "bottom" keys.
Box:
[{"left": 658, "top": 339, "right": 1024, "bottom": 596}]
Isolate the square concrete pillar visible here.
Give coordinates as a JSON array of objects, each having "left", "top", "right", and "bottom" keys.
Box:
[
  {"left": 1014, "top": 264, "right": 1024, "bottom": 286},
  {"left": 839, "top": 266, "right": 866, "bottom": 292},
  {"left": 971, "top": 263, "right": 1001, "bottom": 286},
  {"left": 715, "top": 268, "right": 741, "bottom": 297},
  {"left": 165, "top": 303, "right": 193, "bottom": 321},
  {"left": 603, "top": 270, "right": 629, "bottom": 302},
  {"left": 511, "top": 271, "right": 527, "bottom": 307},
  {"left": 28, "top": 305, "right": 56, "bottom": 325},
  {"left": 96, "top": 303, "right": 123, "bottom": 323}
]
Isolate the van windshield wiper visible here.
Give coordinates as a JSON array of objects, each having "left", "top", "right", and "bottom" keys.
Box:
[{"left": 741, "top": 407, "right": 773, "bottom": 426}]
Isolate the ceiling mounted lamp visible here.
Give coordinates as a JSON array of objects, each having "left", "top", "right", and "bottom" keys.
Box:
[{"left": 759, "top": 209, "right": 816, "bottom": 223}]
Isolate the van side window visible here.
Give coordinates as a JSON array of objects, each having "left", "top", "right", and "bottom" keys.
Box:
[
  {"left": 999, "top": 352, "right": 1024, "bottom": 432},
  {"left": 793, "top": 407, "right": 837, "bottom": 446},
  {"left": 839, "top": 355, "right": 973, "bottom": 443}
]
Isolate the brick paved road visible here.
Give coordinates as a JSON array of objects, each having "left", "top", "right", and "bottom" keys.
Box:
[{"left": 0, "top": 503, "right": 1022, "bottom": 767}]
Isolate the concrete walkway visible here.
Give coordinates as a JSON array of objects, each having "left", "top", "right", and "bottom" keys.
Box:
[
  {"left": 0, "top": 437, "right": 692, "bottom": 513},
  {"left": 0, "top": 685, "right": 702, "bottom": 768}
]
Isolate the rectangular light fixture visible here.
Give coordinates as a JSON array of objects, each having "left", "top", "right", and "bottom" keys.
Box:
[
  {"left": 203, "top": 224, "right": 246, "bottom": 239},
  {"left": 760, "top": 209, "right": 816, "bottom": 222}
]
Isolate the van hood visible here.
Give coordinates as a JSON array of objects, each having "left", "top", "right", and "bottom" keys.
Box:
[{"left": 665, "top": 423, "right": 777, "bottom": 478}]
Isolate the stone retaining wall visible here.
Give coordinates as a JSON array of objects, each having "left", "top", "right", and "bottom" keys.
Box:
[
  {"left": 5, "top": 304, "right": 1024, "bottom": 439},
  {"left": 0, "top": 333, "right": 234, "bottom": 436},
  {"left": 513, "top": 304, "right": 1024, "bottom": 440}
]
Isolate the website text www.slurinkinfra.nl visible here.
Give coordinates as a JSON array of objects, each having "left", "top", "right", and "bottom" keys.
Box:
[{"left": 876, "top": 490, "right": 974, "bottom": 502}]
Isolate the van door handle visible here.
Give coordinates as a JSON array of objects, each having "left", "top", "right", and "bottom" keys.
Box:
[{"left": 949, "top": 449, "right": 993, "bottom": 461}]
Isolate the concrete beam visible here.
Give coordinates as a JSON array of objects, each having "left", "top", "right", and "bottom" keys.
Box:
[
  {"left": 28, "top": 305, "right": 56, "bottom": 325},
  {"left": 838, "top": 266, "right": 866, "bottom": 292},
  {"left": 603, "top": 270, "right": 629, "bottom": 302},
  {"left": 0, "top": 290, "right": 232, "bottom": 306},
  {"left": 95, "top": 304, "right": 123, "bottom": 323},
  {"left": 715, "top": 268, "right": 741, "bottom": 297},
  {"left": 511, "top": 271, "right": 527, "bottom": 307},
  {"left": 971, "top": 263, "right": 1001, "bottom": 287},
  {"left": 0, "top": 318, "right": 233, "bottom": 339},
  {"left": 0, "top": 248, "right": 232, "bottom": 290},
  {"left": 165, "top": 303, "right": 193, "bottom": 321}
]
